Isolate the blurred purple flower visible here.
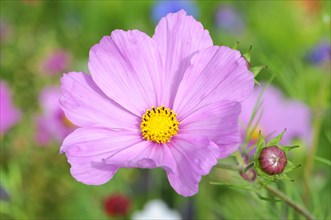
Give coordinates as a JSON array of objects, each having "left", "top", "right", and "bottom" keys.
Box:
[
  {"left": 35, "top": 87, "right": 75, "bottom": 145},
  {"left": 306, "top": 41, "right": 331, "bottom": 65},
  {"left": 240, "top": 85, "right": 312, "bottom": 146},
  {"left": 0, "top": 20, "right": 12, "bottom": 43},
  {"left": 0, "top": 81, "right": 21, "bottom": 134},
  {"left": 215, "top": 5, "right": 244, "bottom": 35},
  {"left": 42, "top": 50, "right": 71, "bottom": 76},
  {"left": 0, "top": 185, "right": 9, "bottom": 201},
  {"left": 151, "top": 0, "right": 199, "bottom": 22}
]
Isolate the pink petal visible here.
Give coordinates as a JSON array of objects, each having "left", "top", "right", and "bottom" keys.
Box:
[
  {"left": 179, "top": 100, "right": 241, "bottom": 158},
  {"left": 104, "top": 141, "right": 177, "bottom": 173},
  {"left": 88, "top": 30, "right": 164, "bottom": 116},
  {"left": 173, "top": 46, "right": 254, "bottom": 118},
  {"left": 165, "top": 134, "right": 219, "bottom": 197},
  {"left": 61, "top": 127, "right": 142, "bottom": 185},
  {"left": 60, "top": 72, "right": 138, "bottom": 130},
  {"left": 152, "top": 10, "right": 213, "bottom": 107}
]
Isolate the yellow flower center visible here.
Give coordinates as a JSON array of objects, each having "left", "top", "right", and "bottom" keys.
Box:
[{"left": 140, "top": 106, "right": 180, "bottom": 144}]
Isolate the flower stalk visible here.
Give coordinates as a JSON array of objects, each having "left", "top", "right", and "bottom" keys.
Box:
[
  {"left": 216, "top": 149, "right": 314, "bottom": 220},
  {"left": 261, "top": 183, "right": 314, "bottom": 220}
]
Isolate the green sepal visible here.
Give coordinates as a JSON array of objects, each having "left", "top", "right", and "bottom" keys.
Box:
[
  {"left": 243, "top": 162, "right": 254, "bottom": 173},
  {"left": 250, "top": 65, "right": 267, "bottom": 77},
  {"left": 278, "top": 145, "right": 300, "bottom": 153},
  {"left": 283, "top": 160, "right": 301, "bottom": 174},
  {"left": 232, "top": 41, "right": 240, "bottom": 50},
  {"left": 266, "top": 129, "right": 286, "bottom": 146},
  {"left": 243, "top": 45, "right": 253, "bottom": 63},
  {"left": 256, "top": 131, "right": 265, "bottom": 151}
]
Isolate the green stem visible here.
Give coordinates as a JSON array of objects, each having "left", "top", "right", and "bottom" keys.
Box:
[
  {"left": 233, "top": 151, "right": 246, "bottom": 166},
  {"left": 262, "top": 184, "right": 315, "bottom": 220},
  {"left": 303, "top": 110, "right": 322, "bottom": 205},
  {"left": 215, "top": 163, "right": 242, "bottom": 171}
]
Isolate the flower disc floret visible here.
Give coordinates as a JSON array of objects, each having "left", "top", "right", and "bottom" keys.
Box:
[{"left": 140, "top": 106, "right": 179, "bottom": 144}]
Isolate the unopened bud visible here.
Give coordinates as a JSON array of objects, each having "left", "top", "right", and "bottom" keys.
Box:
[
  {"left": 259, "top": 146, "right": 287, "bottom": 175},
  {"left": 239, "top": 154, "right": 256, "bottom": 182}
]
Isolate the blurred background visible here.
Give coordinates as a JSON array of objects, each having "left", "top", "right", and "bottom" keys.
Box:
[{"left": 0, "top": 0, "right": 330, "bottom": 219}]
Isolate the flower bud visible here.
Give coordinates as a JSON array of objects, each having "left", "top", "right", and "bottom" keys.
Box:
[
  {"left": 259, "top": 146, "right": 287, "bottom": 175},
  {"left": 239, "top": 154, "right": 256, "bottom": 182}
]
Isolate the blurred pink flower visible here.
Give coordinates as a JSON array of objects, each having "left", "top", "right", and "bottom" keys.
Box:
[
  {"left": 60, "top": 10, "right": 254, "bottom": 197},
  {"left": 42, "top": 50, "right": 71, "bottom": 76},
  {"left": 35, "top": 87, "right": 75, "bottom": 145},
  {"left": 0, "top": 81, "right": 21, "bottom": 134},
  {"left": 0, "top": 20, "right": 12, "bottom": 43},
  {"left": 240, "top": 85, "right": 312, "bottom": 146}
]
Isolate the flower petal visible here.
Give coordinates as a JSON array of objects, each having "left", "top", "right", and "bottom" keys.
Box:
[
  {"left": 60, "top": 72, "right": 139, "bottom": 130},
  {"left": 61, "top": 127, "right": 142, "bottom": 185},
  {"left": 165, "top": 134, "right": 219, "bottom": 197},
  {"left": 152, "top": 10, "right": 213, "bottom": 107},
  {"left": 88, "top": 30, "right": 164, "bottom": 116},
  {"left": 173, "top": 46, "right": 254, "bottom": 118},
  {"left": 104, "top": 140, "right": 177, "bottom": 174},
  {"left": 179, "top": 100, "right": 241, "bottom": 158}
]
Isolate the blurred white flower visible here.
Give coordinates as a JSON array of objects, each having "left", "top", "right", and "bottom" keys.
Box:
[{"left": 132, "top": 200, "right": 182, "bottom": 220}]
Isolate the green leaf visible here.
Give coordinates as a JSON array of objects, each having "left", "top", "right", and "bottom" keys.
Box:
[
  {"left": 314, "top": 156, "right": 331, "bottom": 166},
  {"left": 256, "top": 193, "right": 282, "bottom": 202},
  {"left": 210, "top": 182, "right": 256, "bottom": 192}
]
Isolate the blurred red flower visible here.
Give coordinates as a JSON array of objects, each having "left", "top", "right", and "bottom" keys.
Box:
[{"left": 103, "top": 193, "right": 131, "bottom": 217}]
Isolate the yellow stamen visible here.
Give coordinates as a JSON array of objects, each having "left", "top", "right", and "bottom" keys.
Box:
[{"left": 140, "top": 106, "right": 180, "bottom": 144}]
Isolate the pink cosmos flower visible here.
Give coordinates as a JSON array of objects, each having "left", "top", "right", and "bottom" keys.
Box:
[
  {"left": 35, "top": 87, "right": 75, "bottom": 145},
  {"left": 240, "top": 85, "right": 312, "bottom": 147},
  {"left": 0, "top": 81, "right": 21, "bottom": 134},
  {"left": 60, "top": 10, "right": 254, "bottom": 197}
]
